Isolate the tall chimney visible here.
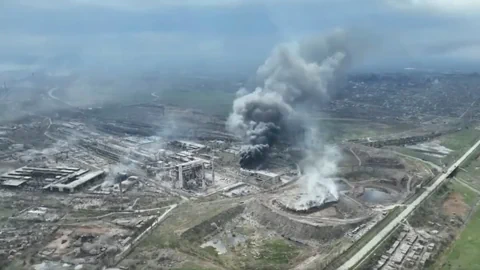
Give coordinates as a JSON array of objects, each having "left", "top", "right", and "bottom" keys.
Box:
[
  {"left": 178, "top": 165, "right": 183, "bottom": 189},
  {"left": 211, "top": 155, "right": 215, "bottom": 184}
]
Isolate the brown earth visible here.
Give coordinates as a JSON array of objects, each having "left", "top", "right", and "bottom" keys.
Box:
[{"left": 442, "top": 192, "right": 468, "bottom": 217}]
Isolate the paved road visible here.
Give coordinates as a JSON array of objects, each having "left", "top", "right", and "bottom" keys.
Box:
[{"left": 338, "top": 138, "right": 480, "bottom": 270}]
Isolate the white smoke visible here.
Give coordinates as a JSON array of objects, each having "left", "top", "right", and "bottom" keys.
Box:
[
  {"left": 300, "top": 144, "right": 341, "bottom": 204},
  {"left": 101, "top": 161, "right": 137, "bottom": 188},
  {"left": 227, "top": 29, "right": 360, "bottom": 201},
  {"left": 227, "top": 29, "right": 354, "bottom": 168},
  {"left": 235, "top": 87, "right": 249, "bottom": 98}
]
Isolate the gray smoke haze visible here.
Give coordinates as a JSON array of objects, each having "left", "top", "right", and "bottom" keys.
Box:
[{"left": 227, "top": 29, "right": 354, "bottom": 168}]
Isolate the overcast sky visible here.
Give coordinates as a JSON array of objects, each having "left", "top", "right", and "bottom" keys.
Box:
[{"left": 1, "top": 0, "right": 480, "bottom": 73}]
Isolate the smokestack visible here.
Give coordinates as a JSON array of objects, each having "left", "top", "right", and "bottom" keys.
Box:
[
  {"left": 211, "top": 154, "right": 215, "bottom": 184},
  {"left": 178, "top": 165, "right": 183, "bottom": 189}
]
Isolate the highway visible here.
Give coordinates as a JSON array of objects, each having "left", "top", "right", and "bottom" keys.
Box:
[{"left": 338, "top": 138, "right": 480, "bottom": 270}]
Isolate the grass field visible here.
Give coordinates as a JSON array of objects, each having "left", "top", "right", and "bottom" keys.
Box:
[
  {"left": 124, "top": 198, "right": 307, "bottom": 270},
  {"left": 416, "top": 128, "right": 480, "bottom": 168},
  {"left": 394, "top": 146, "right": 444, "bottom": 166},
  {"left": 453, "top": 156, "right": 480, "bottom": 190},
  {"left": 440, "top": 206, "right": 480, "bottom": 270},
  {"left": 242, "top": 238, "right": 302, "bottom": 270},
  {"left": 154, "top": 88, "right": 417, "bottom": 142},
  {"left": 317, "top": 119, "right": 415, "bottom": 143},
  {"left": 427, "top": 180, "right": 480, "bottom": 270},
  {"left": 451, "top": 181, "right": 478, "bottom": 206},
  {"left": 173, "top": 263, "right": 216, "bottom": 270},
  {"left": 432, "top": 140, "right": 480, "bottom": 270},
  {"left": 157, "top": 89, "right": 235, "bottom": 117},
  {"left": 257, "top": 239, "right": 299, "bottom": 264},
  {"left": 440, "top": 128, "right": 480, "bottom": 151}
]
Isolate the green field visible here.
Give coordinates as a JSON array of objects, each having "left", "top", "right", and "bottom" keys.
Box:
[
  {"left": 440, "top": 128, "right": 480, "bottom": 151},
  {"left": 440, "top": 206, "right": 480, "bottom": 270},
  {"left": 417, "top": 128, "right": 480, "bottom": 167},
  {"left": 451, "top": 181, "right": 478, "bottom": 206},
  {"left": 154, "top": 88, "right": 418, "bottom": 141},
  {"left": 394, "top": 146, "right": 444, "bottom": 166},
  {"left": 435, "top": 141, "right": 480, "bottom": 270},
  {"left": 257, "top": 239, "right": 299, "bottom": 265},
  {"left": 317, "top": 119, "right": 415, "bottom": 143},
  {"left": 157, "top": 89, "right": 235, "bottom": 117},
  {"left": 124, "top": 198, "right": 306, "bottom": 270},
  {"left": 173, "top": 262, "right": 216, "bottom": 270},
  {"left": 428, "top": 180, "right": 480, "bottom": 270},
  {"left": 452, "top": 155, "right": 480, "bottom": 190}
]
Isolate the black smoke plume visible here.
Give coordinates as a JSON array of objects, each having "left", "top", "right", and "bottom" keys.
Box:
[{"left": 227, "top": 30, "right": 354, "bottom": 168}]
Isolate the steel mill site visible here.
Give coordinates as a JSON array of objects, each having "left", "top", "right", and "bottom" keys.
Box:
[
  {"left": 1, "top": 68, "right": 480, "bottom": 270},
  {"left": 2, "top": 31, "right": 480, "bottom": 270}
]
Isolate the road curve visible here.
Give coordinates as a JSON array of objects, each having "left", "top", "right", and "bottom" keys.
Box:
[
  {"left": 338, "top": 138, "right": 480, "bottom": 270},
  {"left": 48, "top": 87, "right": 74, "bottom": 107}
]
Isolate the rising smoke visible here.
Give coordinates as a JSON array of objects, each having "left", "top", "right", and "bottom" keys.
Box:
[
  {"left": 227, "top": 29, "right": 353, "bottom": 167},
  {"left": 299, "top": 127, "right": 341, "bottom": 204},
  {"left": 227, "top": 29, "right": 360, "bottom": 201}
]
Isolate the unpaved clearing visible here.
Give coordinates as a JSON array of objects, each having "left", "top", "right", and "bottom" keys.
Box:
[{"left": 443, "top": 192, "right": 468, "bottom": 217}]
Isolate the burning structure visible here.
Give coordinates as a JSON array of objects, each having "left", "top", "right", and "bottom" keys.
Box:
[
  {"left": 0, "top": 21, "right": 450, "bottom": 270},
  {"left": 274, "top": 179, "right": 339, "bottom": 213},
  {"left": 227, "top": 30, "right": 354, "bottom": 168},
  {"left": 226, "top": 30, "right": 358, "bottom": 211}
]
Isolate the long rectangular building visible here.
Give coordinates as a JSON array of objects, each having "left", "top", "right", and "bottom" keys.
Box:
[
  {"left": 45, "top": 170, "right": 105, "bottom": 192},
  {"left": 0, "top": 166, "right": 105, "bottom": 192}
]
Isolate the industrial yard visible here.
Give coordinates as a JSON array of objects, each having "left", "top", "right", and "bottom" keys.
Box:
[
  {"left": 2, "top": 12, "right": 480, "bottom": 268},
  {"left": 1, "top": 69, "right": 480, "bottom": 270},
  {"left": 4, "top": 0, "right": 480, "bottom": 269}
]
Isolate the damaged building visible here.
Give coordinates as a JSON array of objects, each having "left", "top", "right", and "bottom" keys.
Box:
[
  {"left": 0, "top": 166, "right": 105, "bottom": 192},
  {"left": 170, "top": 160, "right": 212, "bottom": 189},
  {"left": 240, "top": 168, "right": 281, "bottom": 187}
]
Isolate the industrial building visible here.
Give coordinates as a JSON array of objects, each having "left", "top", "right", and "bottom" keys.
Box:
[
  {"left": 217, "top": 148, "right": 240, "bottom": 163},
  {"left": 0, "top": 166, "right": 105, "bottom": 192},
  {"left": 46, "top": 170, "right": 105, "bottom": 192},
  {"left": 168, "top": 140, "right": 207, "bottom": 153},
  {"left": 171, "top": 160, "right": 209, "bottom": 189},
  {"left": 240, "top": 168, "right": 281, "bottom": 186}
]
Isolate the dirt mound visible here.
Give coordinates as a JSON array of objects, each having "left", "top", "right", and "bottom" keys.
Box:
[
  {"left": 247, "top": 200, "right": 370, "bottom": 242},
  {"left": 181, "top": 204, "right": 245, "bottom": 243}
]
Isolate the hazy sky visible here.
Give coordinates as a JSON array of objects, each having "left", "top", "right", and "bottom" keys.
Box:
[{"left": 1, "top": 0, "right": 480, "bottom": 73}]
